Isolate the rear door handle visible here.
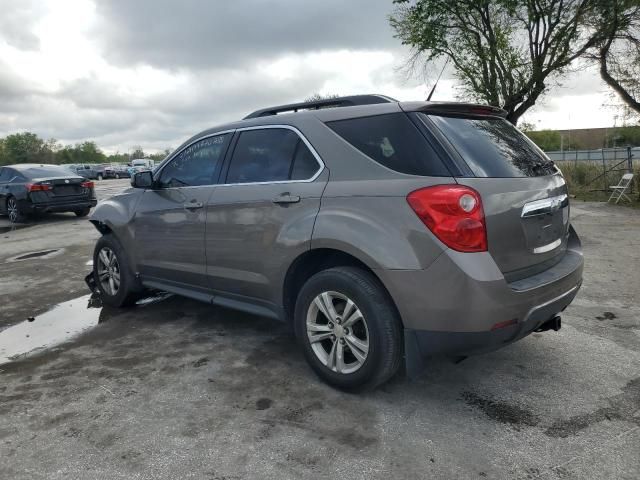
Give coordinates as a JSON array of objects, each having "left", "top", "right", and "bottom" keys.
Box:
[
  {"left": 184, "top": 201, "right": 204, "bottom": 210},
  {"left": 272, "top": 193, "right": 300, "bottom": 204}
]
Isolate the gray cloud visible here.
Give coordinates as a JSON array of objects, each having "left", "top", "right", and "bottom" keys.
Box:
[
  {"left": 93, "top": 0, "right": 400, "bottom": 69},
  {"left": 0, "top": 0, "right": 43, "bottom": 50}
]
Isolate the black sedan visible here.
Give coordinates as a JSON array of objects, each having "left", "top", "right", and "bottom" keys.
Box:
[{"left": 0, "top": 164, "right": 97, "bottom": 223}]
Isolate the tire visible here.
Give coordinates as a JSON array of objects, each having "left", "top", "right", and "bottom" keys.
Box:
[
  {"left": 75, "top": 208, "right": 91, "bottom": 217},
  {"left": 6, "top": 196, "right": 26, "bottom": 223},
  {"left": 294, "top": 266, "right": 403, "bottom": 392},
  {"left": 93, "top": 234, "right": 142, "bottom": 307}
]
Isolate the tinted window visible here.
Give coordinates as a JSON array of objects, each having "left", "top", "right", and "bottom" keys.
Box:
[
  {"left": 326, "top": 113, "right": 450, "bottom": 176},
  {"left": 227, "top": 129, "right": 318, "bottom": 184},
  {"left": 16, "top": 165, "right": 75, "bottom": 179},
  {"left": 426, "top": 114, "right": 556, "bottom": 177},
  {"left": 291, "top": 140, "right": 320, "bottom": 180},
  {"left": 158, "top": 134, "right": 230, "bottom": 187},
  {"left": 0, "top": 168, "right": 11, "bottom": 182}
]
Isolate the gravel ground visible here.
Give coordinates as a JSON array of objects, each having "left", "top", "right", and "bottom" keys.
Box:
[{"left": 0, "top": 180, "right": 638, "bottom": 480}]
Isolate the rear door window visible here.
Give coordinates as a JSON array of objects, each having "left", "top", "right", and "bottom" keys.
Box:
[
  {"left": 226, "top": 128, "right": 320, "bottom": 183},
  {"left": 425, "top": 114, "right": 556, "bottom": 177},
  {"left": 326, "top": 113, "right": 450, "bottom": 176}
]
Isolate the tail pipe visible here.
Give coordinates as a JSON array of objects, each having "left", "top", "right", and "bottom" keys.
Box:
[{"left": 535, "top": 315, "right": 561, "bottom": 333}]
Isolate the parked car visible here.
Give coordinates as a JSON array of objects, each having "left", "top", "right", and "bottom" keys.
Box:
[
  {"left": 89, "top": 95, "right": 583, "bottom": 391},
  {"left": 0, "top": 164, "right": 97, "bottom": 223},
  {"left": 67, "top": 164, "right": 100, "bottom": 180},
  {"left": 94, "top": 164, "right": 118, "bottom": 180},
  {"left": 109, "top": 164, "right": 131, "bottom": 178}
]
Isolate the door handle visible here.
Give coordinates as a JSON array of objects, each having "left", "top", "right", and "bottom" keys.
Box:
[
  {"left": 184, "top": 201, "right": 204, "bottom": 210},
  {"left": 272, "top": 193, "right": 300, "bottom": 204}
]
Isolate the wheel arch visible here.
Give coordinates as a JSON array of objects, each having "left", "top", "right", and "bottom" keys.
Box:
[{"left": 282, "top": 247, "right": 402, "bottom": 326}]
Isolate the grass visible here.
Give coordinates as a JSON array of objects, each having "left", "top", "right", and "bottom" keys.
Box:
[{"left": 556, "top": 161, "right": 640, "bottom": 208}]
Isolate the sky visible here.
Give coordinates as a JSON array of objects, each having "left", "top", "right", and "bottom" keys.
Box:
[{"left": 0, "top": 0, "right": 628, "bottom": 154}]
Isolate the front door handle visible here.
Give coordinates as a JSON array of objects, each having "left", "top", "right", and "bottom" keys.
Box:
[
  {"left": 272, "top": 193, "right": 300, "bottom": 204},
  {"left": 184, "top": 201, "right": 204, "bottom": 211}
]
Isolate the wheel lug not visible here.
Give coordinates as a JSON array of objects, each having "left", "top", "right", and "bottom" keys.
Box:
[{"left": 339, "top": 338, "right": 345, "bottom": 345}]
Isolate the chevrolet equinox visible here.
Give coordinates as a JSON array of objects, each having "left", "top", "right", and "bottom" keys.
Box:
[{"left": 89, "top": 95, "right": 583, "bottom": 391}]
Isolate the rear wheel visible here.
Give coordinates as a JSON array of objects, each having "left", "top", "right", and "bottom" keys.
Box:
[
  {"left": 294, "top": 267, "right": 403, "bottom": 391},
  {"left": 93, "top": 234, "right": 141, "bottom": 307},
  {"left": 6, "top": 197, "right": 26, "bottom": 223},
  {"left": 75, "top": 208, "right": 91, "bottom": 217}
]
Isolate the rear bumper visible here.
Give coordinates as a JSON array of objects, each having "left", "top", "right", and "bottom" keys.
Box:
[
  {"left": 20, "top": 198, "right": 97, "bottom": 213},
  {"left": 376, "top": 226, "right": 583, "bottom": 371}
]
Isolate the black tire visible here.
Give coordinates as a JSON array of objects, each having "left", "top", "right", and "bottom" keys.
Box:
[
  {"left": 75, "top": 208, "right": 91, "bottom": 217},
  {"left": 294, "top": 266, "right": 403, "bottom": 392},
  {"left": 92, "top": 234, "right": 142, "bottom": 307},
  {"left": 6, "top": 196, "right": 26, "bottom": 223}
]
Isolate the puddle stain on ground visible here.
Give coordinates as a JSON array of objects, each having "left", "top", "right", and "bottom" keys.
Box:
[
  {"left": 461, "top": 391, "right": 540, "bottom": 428},
  {"left": 5, "top": 249, "right": 64, "bottom": 263},
  {"left": 0, "top": 291, "right": 172, "bottom": 365}
]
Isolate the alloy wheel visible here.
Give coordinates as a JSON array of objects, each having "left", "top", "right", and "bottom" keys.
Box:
[
  {"left": 7, "top": 198, "right": 18, "bottom": 223},
  {"left": 306, "top": 291, "right": 369, "bottom": 374},
  {"left": 97, "top": 247, "right": 121, "bottom": 296}
]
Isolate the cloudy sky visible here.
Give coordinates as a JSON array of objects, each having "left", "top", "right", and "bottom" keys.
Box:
[{"left": 0, "top": 0, "right": 625, "bottom": 154}]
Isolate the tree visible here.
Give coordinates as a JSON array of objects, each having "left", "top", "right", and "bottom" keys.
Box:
[
  {"left": 390, "top": 0, "right": 603, "bottom": 124},
  {"left": 130, "top": 147, "right": 145, "bottom": 159},
  {"left": 148, "top": 148, "right": 172, "bottom": 162},
  {"left": 304, "top": 93, "right": 340, "bottom": 102},
  {"left": 589, "top": 0, "right": 640, "bottom": 115},
  {"left": 2, "top": 132, "right": 48, "bottom": 164},
  {"left": 0, "top": 138, "right": 6, "bottom": 166}
]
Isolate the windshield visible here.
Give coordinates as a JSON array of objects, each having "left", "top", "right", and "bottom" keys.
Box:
[{"left": 425, "top": 114, "right": 556, "bottom": 178}]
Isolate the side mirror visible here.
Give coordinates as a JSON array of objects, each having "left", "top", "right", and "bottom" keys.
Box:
[{"left": 131, "top": 171, "right": 153, "bottom": 189}]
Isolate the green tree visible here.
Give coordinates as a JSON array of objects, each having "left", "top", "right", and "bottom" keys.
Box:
[
  {"left": 148, "top": 148, "right": 172, "bottom": 162},
  {"left": 0, "top": 138, "right": 7, "bottom": 166},
  {"left": 390, "top": 0, "right": 603, "bottom": 124},
  {"left": 2, "top": 132, "right": 48, "bottom": 164},
  {"left": 54, "top": 141, "right": 105, "bottom": 165}
]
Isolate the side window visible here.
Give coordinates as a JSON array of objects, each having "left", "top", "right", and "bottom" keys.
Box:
[
  {"left": 326, "top": 113, "right": 451, "bottom": 176},
  {"left": 158, "top": 134, "right": 230, "bottom": 188},
  {"left": 0, "top": 168, "right": 15, "bottom": 182},
  {"left": 290, "top": 140, "right": 320, "bottom": 180},
  {"left": 226, "top": 128, "right": 319, "bottom": 184}
]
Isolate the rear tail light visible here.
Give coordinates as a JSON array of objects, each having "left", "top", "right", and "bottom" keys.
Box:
[
  {"left": 26, "top": 183, "right": 51, "bottom": 192},
  {"left": 407, "top": 185, "right": 487, "bottom": 252},
  {"left": 81, "top": 181, "right": 94, "bottom": 189}
]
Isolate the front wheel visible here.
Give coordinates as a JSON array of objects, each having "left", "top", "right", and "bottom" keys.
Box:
[
  {"left": 294, "top": 267, "right": 403, "bottom": 391},
  {"left": 93, "top": 234, "right": 141, "bottom": 307}
]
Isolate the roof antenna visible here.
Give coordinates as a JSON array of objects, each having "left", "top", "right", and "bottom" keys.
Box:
[{"left": 427, "top": 57, "right": 449, "bottom": 101}]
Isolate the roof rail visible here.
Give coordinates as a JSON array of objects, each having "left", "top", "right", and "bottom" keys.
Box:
[{"left": 243, "top": 94, "right": 397, "bottom": 119}]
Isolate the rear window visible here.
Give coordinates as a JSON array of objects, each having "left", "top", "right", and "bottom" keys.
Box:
[
  {"left": 17, "top": 165, "right": 76, "bottom": 179},
  {"left": 326, "top": 113, "right": 450, "bottom": 176},
  {"left": 425, "top": 114, "right": 556, "bottom": 177}
]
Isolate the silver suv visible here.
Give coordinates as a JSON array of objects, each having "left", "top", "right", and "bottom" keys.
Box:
[{"left": 89, "top": 95, "right": 583, "bottom": 391}]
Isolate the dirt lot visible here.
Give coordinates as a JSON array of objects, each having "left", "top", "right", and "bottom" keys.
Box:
[{"left": 0, "top": 180, "right": 639, "bottom": 480}]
